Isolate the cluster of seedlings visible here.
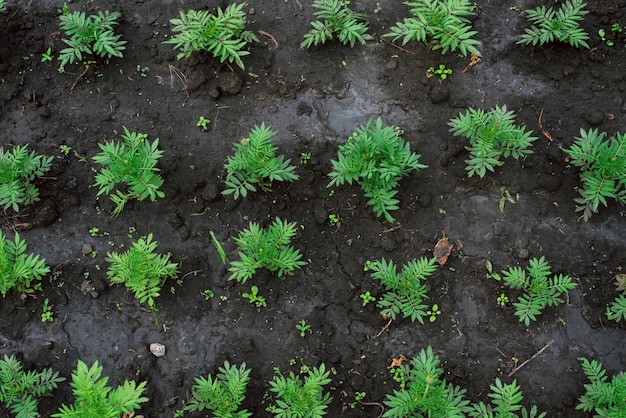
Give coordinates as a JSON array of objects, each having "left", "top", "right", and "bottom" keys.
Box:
[{"left": 1, "top": 0, "right": 624, "bottom": 416}]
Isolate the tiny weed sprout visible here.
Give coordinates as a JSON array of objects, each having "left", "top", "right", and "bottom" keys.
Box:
[
  {"left": 41, "top": 298, "right": 54, "bottom": 322},
  {"left": 367, "top": 257, "right": 437, "bottom": 323},
  {"left": 499, "top": 256, "right": 577, "bottom": 326},
  {"left": 223, "top": 123, "right": 299, "bottom": 200},
  {"left": 360, "top": 290, "right": 376, "bottom": 306},
  {"left": 164, "top": 3, "right": 258, "bottom": 70},
  {"left": 485, "top": 259, "right": 501, "bottom": 281},
  {"left": 106, "top": 234, "right": 179, "bottom": 310},
  {"left": 426, "top": 303, "right": 442, "bottom": 322},
  {"left": 562, "top": 129, "right": 626, "bottom": 221},
  {"left": 328, "top": 213, "right": 339, "bottom": 226},
  {"left": 349, "top": 391, "right": 366, "bottom": 408},
  {"left": 598, "top": 29, "right": 614, "bottom": 47},
  {"left": 201, "top": 289, "right": 215, "bottom": 300},
  {"left": 384, "top": 0, "right": 481, "bottom": 57},
  {"left": 384, "top": 346, "right": 470, "bottom": 417},
  {"left": 242, "top": 285, "right": 267, "bottom": 307},
  {"left": 296, "top": 319, "right": 311, "bottom": 337},
  {"left": 183, "top": 361, "right": 252, "bottom": 417},
  {"left": 197, "top": 115, "right": 211, "bottom": 131},
  {"left": 448, "top": 105, "right": 537, "bottom": 178},
  {"left": 93, "top": 126, "right": 165, "bottom": 216},
  {"left": 301, "top": 0, "right": 373, "bottom": 49},
  {"left": 497, "top": 293, "right": 509, "bottom": 307},
  {"left": 52, "top": 360, "right": 148, "bottom": 417},
  {"left": 518, "top": 0, "right": 590, "bottom": 49},
  {"left": 498, "top": 185, "right": 518, "bottom": 214},
  {"left": 606, "top": 273, "right": 626, "bottom": 322},
  {"left": 0, "top": 231, "right": 50, "bottom": 297},
  {"left": 0, "top": 354, "right": 65, "bottom": 418},
  {"left": 427, "top": 64, "right": 452, "bottom": 82},
  {"left": 229, "top": 217, "right": 307, "bottom": 284},
  {"left": 268, "top": 363, "right": 332, "bottom": 417},
  {"left": 0, "top": 144, "right": 53, "bottom": 212},
  {"left": 577, "top": 357, "right": 626, "bottom": 416},
  {"left": 467, "top": 378, "right": 546, "bottom": 417},
  {"left": 300, "top": 152, "right": 311, "bottom": 165},
  {"left": 328, "top": 118, "right": 427, "bottom": 222},
  {"left": 57, "top": 9, "right": 127, "bottom": 72},
  {"left": 41, "top": 47, "right": 53, "bottom": 63},
  {"left": 59, "top": 144, "right": 71, "bottom": 156}
]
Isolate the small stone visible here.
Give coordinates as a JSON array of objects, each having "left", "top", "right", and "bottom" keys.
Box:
[
  {"left": 81, "top": 243, "right": 93, "bottom": 256},
  {"left": 516, "top": 248, "right": 529, "bottom": 260},
  {"left": 150, "top": 343, "right": 166, "bottom": 357}
]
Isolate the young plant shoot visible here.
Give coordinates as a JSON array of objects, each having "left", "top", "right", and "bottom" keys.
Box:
[
  {"left": 223, "top": 123, "right": 299, "bottom": 200},
  {"left": 301, "top": 0, "right": 373, "bottom": 48},
  {"left": 384, "top": 0, "right": 481, "bottom": 57},
  {"left": 164, "top": 3, "right": 258, "bottom": 70},
  {"left": 448, "top": 105, "right": 537, "bottom": 178},
  {"left": 229, "top": 217, "right": 307, "bottom": 284},
  {"left": 93, "top": 126, "right": 165, "bottom": 216},
  {"left": 0, "top": 145, "right": 53, "bottom": 212},
  {"left": 518, "top": 0, "right": 590, "bottom": 48},
  {"left": 328, "top": 118, "right": 427, "bottom": 222}
]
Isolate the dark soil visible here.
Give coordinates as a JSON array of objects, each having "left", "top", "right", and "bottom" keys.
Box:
[{"left": 1, "top": 0, "right": 625, "bottom": 416}]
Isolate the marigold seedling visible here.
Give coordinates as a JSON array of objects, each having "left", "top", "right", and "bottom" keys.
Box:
[
  {"left": 517, "top": 0, "right": 589, "bottom": 48},
  {"left": 328, "top": 117, "right": 427, "bottom": 222},
  {"left": 384, "top": 0, "right": 481, "bottom": 57},
  {"left": 301, "top": 0, "right": 373, "bottom": 49},
  {"left": 164, "top": 3, "right": 258, "bottom": 70},
  {"left": 0, "top": 145, "right": 53, "bottom": 212}
]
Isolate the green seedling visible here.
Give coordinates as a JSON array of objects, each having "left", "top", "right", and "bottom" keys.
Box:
[
  {"left": 59, "top": 144, "right": 71, "bottom": 156},
  {"left": 300, "top": 152, "right": 311, "bottom": 165},
  {"left": 349, "top": 391, "right": 366, "bottom": 408},
  {"left": 426, "top": 303, "right": 442, "bottom": 322},
  {"left": 0, "top": 144, "right": 53, "bottom": 212},
  {"left": 385, "top": 0, "right": 481, "bottom": 57},
  {"left": 229, "top": 217, "right": 307, "bottom": 284},
  {"left": 301, "top": 0, "right": 373, "bottom": 48},
  {"left": 52, "top": 360, "right": 147, "bottom": 417},
  {"left": 499, "top": 185, "right": 518, "bottom": 214},
  {"left": 183, "top": 361, "right": 251, "bottom": 417},
  {"left": 41, "top": 47, "right": 53, "bottom": 63},
  {"left": 242, "top": 285, "right": 267, "bottom": 307},
  {"left": 518, "top": 0, "right": 589, "bottom": 48},
  {"left": 201, "top": 289, "right": 215, "bottom": 300},
  {"left": 41, "top": 298, "right": 54, "bottom": 322},
  {"left": 223, "top": 123, "right": 299, "bottom": 200},
  {"left": 296, "top": 319, "right": 312, "bottom": 337},
  {"left": 164, "top": 3, "right": 258, "bottom": 70},
  {"left": 563, "top": 128, "right": 626, "bottom": 221},
  {"left": 93, "top": 126, "right": 165, "bottom": 216},
  {"left": 497, "top": 293, "right": 509, "bottom": 307},
  {"left": 268, "top": 363, "right": 332, "bottom": 417},
  {"left": 136, "top": 65, "right": 149, "bottom": 77},
  {"left": 0, "top": 1, "right": 5, "bottom": 12},
  {"left": 577, "top": 357, "right": 626, "bottom": 416},
  {"left": 88, "top": 227, "right": 102, "bottom": 237},
  {"left": 485, "top": 260, "right": 501, "bottom": 281},
  {"left": 383, "top": 346, "right": 470, "bottom": 417},
  {"left": 360, "top": 291, "right": 376, "bottom": 306},
  {"left": 328, "top": 213, "right": 339, "bottom": 226},
  {"left": 449, "top": 105, "right": 537, "bottom": 178},
  {"left": 209, "top": 230, "right": 228, "bottom": 264},
  {"left": 106, "top": 234, "right": 179, "bottom": 310},
  {"left": 499, "top": 256, "right": 577, "bottom": 326},
  {"left": 57, "top": 9, "right": 127, "bottom": 72},
  {"left": 467, "top": 378, "right": 546, "bottom": 417},
  {"left": 328, "top": 117, "right": 427, "bottom": 222},
  {"left": 0, "top": 231, "right": 50, "bottom": 297},
  {"left": 367, "top": 257, "right": 437, "bottom": 323},
  {"left": 0, "top": 355, "right": 65, "bottom": 418},
  {"left": 427, "top": 64, "right": 452, "bottom": 82},
  {"left": 606, "top": 274, "right": 626, "bottom": 322},
  {"left": 598, "top": 28, "right": 614, "bottom": 46},
  {"left": 611, "top": 22, "right": 623, "bottom": 33},
  {"left": 197, "top": 115, "right": 211, "bottom": 131}
]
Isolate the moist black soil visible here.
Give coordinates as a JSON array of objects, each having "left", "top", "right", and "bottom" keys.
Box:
[{"left": 1, "top": 0, "right": 625, "bottom": 416}]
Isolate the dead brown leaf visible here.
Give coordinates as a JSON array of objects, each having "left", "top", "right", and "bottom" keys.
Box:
[
  {"left": 434, "top": 233, "right": 453, "bottom": 265},
  {"left": 388, "top": 354, "right": 408, "bottom": 368}
]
